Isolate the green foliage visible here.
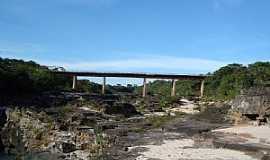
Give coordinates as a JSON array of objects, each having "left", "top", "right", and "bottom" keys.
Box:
[
  {"left": 175, "top": 80, "right": 200, "bottom": 97},
  {"left": 159, "top": 96, "right": 178, "bottom": 108},
  {"left": 88, "top": 126, "right": 108, "bottom": 160},
  {"left": 76, "top": 80, "right": 102, "bottom": 93},
  {"left": 107, "top": 84, "right": 135, "bottom": 94},
  {"left": 204, "top": 63, "right": 269, "bottom": 100},
  {"left": 1, "top": 57, "right": 269, "bottom": 102},
  {"left": 148, "top": 80, "right": 171, "bottom": 96},
  {"left": 248, "top": 62, "right": 270, "bottom": 86},
  {"left": 134, "top": 62, "right": 270, "bottom": 101},
  {"left": 0, "top": 57, "right": 72, "bottom": 96},
  {"left": 134, "top": 80, "right": 201, "bottom": 98},
  {"left": 76, "top": 80, "right": 136, "bottom": 94}
]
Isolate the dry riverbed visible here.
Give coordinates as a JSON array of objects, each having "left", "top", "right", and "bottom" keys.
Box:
[
  {"left": 1, "top": 96, "right": 270, "bottom": 160},
  {"left": 107, "top": 116, "right": 270, "bottom": 160}
]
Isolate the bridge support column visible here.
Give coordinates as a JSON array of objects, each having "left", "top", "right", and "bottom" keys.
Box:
[
  {"left": 142, "top": 78, "right": 147, "bottom": 97},
  {"left": 171, "top": 79, "right": 176, "bottom": 97},
  {"left": 200, "top": 80, "right": 205, "bottom": 98},
  {"left": 102, "top": 77, "right": 106, "bottom": 95},
  {"left": 72, "top": 75, "right": 77, "bottom": 90}
]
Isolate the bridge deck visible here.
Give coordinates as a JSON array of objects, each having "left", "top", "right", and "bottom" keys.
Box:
[{"left": 53, "top": 71, "right": 206, "bottom": 80}]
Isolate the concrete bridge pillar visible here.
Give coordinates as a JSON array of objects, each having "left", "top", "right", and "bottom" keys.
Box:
[
  {"left": 171, "top": 79, "right": 176, "bottom": 96},
  {"left": 72, "top": 75, "right": 77, "bottom": 90},
  {"left": 102, "top": 77, "right": 106, "bottom": 95},
  {"left": 142, "top": 78, "right": 147, "bottom": 97},
  {"left": 200, "top": 80, "right": 205, "bottom": 98}
]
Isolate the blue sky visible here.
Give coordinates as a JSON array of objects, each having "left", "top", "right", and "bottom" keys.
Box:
[{"left": 0, "top": 0, "right": 270, "bottom": 84}]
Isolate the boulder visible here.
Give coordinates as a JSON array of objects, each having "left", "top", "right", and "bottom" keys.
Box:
[
  {"left": 61, "top": 142, "right": 76, "bottom": 153},
  {"left": 231, "top": 87, "right": 270, "bottom": 116}
]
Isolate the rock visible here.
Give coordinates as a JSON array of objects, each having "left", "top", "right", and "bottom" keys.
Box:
[
  {"left": 144, "top": 112, "right": 167, "bottom": 117},
  {"left": 0, "top": 107, "right": 7, "bottom": 128},
  {"left": 59, "top": 122, "right": 69, "bottom": 131},
  {"left": 61, "top": 142, "right": 76, "bottom": 153},
  {"left": 262, "top": 154, "right": 270, "bottom": 160},
  {"left": 231, "top": 87, "right": 270, "bottom": 118},
  {"left": 0, "top": 106, "right": 106, "bottom": 160},
  {"left": 80, "top": 117, "right": 97, "bottom": 127},
  {"left": 104, "top": 102, "right": 140, "bottom": 117},
  {"left": 77, "top": 126, "right": 95, "bottom": 136},
  {"left": 0, "top": 107, "right": 7, "bottom": 152},
  {"left": 70, "top": 150, "right": 90, "bottom": 160},
  {"left": 100, "top": 122, "right": 118, "bottom": 130},
  {"left": 126, "top": 116, "right": 145, "bottom": 123}
]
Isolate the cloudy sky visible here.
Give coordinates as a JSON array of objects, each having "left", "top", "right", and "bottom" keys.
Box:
[{"left": 0, "top": 0, "right": 270, "bottom": 84}]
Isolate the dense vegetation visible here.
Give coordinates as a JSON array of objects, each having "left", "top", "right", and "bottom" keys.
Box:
[
  {"left": 134, "top": 80, "right": 200, "bottom": 98},
  {"left": 0, "top": 57, "right": 136, "bottom": 97},
  {"left": 135, "top": 62, "right": 270, "bottom": 100},
  {"left": 0, "top": 57, "right": 269, "bottom": 101},
  {"left": 0, "top": 58, "right": 72, "bottom": 96},
  {"left": 205, "top": 62, "right": 270, "bottom": 100}
]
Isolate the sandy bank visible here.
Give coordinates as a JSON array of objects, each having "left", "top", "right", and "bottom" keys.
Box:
[
  {"left": 133, "top": 138, "right": 258, "bottom": 160},
  {"left": 213, "top": 125, "right": 270, "bottom": 145}
]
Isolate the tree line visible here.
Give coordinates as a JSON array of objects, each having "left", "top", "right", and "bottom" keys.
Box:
[
  {"left": 0, "top": 57, "right": 269, "bottom": 100},
  {"left": 0, "top": 58, "right": 71, "bottom": 96},
  {"left": 135, "top": 62, "right": 270, "bottom": 100}
]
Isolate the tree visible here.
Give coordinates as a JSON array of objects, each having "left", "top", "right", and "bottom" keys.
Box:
[{"left": 248, "top": 62, "right": 270, "bottom": 86}]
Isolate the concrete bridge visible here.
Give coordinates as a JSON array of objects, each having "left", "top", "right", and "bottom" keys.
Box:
[{"left": 53, "top": 71, "right": 207, "bottom": 97}]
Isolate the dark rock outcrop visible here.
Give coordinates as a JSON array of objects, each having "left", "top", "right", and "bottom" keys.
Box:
[
  {"left": 104, "top": 102, "right": 140, "bottom": 117},
  {"left": 61, "top": 142, "right": 76, "bottom": 153},
  {"left": 0, "top": 107, "right": 7, "bottom": 152},
  {"left": 0, "top": 107, "right": 7, "bottom": 128}
]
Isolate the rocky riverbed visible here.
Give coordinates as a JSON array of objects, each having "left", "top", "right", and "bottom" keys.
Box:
[{"left": 1, "top": 92, "right": 270, "bottom": 160}]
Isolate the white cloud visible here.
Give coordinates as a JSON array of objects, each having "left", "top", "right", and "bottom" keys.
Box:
[{"left": 39, "top": 56, "right": 228, "bottom": 74}]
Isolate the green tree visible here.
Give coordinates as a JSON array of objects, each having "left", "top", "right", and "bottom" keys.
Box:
[{"left": 248, "top": 62, "right": 270, "bottom": 86}]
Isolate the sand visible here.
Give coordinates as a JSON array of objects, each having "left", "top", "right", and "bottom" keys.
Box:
[
  {"left": 213, "top": 125, "right": 270, "bottom": 145},
  {"left": 133, "top": 138, "right": 258, "bottom": 160}
]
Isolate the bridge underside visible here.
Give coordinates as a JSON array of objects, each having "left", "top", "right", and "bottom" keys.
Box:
[{"left": 54, "top": 71, "right": 206, "bottom": 98}]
